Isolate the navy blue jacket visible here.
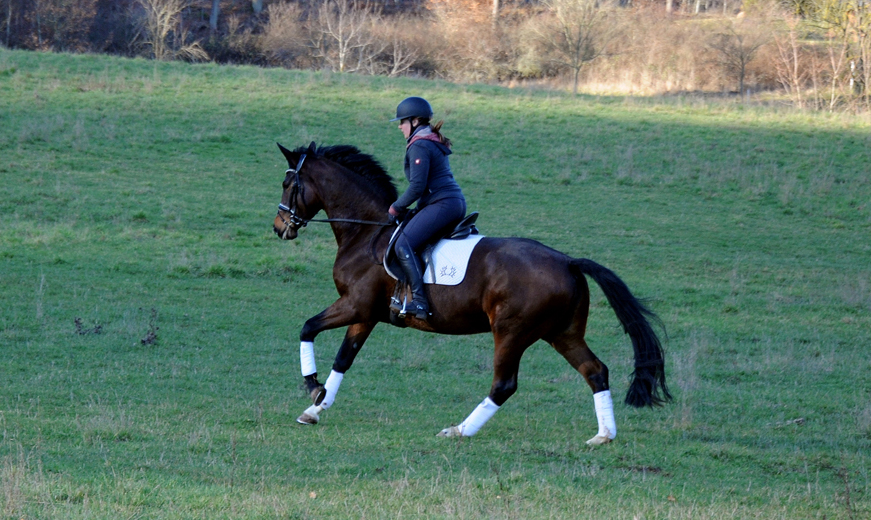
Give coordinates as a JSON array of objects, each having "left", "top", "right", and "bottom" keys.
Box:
[{"left": 393, "top": 129, "right": 464, "bottom": 211}]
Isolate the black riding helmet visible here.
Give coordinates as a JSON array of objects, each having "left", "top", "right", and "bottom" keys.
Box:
[{"left": 390, "top": 97, "right": 433, "bottom": 122}]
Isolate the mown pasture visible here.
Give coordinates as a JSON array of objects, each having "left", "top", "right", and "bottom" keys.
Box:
[{"left": 1, "top": 49, "right": 869, "bottom": 519}]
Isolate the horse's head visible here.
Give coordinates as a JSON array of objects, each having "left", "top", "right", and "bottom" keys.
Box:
[{"left": 274, "top": 142, "right": 324, "bottom": 240}]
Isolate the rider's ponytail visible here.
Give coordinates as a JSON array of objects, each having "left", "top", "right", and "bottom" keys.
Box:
[
  {"left": 420, "top": 118, "right": 453, "bottom": 148},
  {"left": 426, "top": 120, "right": 452, "bottom": 149}
]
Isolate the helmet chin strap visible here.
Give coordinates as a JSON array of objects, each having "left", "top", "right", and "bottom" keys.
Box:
[{"left": 406, "top": 119, "right": 426, "bottom": 142}]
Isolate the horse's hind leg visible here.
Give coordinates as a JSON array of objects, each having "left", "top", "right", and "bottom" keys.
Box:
[
  {"left": 438, "top": 329, "right": 536, "bottom": 438},
  {"left": 550, "top": 334, "right": 616, "bottom": 446}
]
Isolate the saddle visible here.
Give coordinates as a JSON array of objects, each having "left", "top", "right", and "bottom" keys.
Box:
[{"left": 383, "top": 211, "right": 480, "bottom": 286}]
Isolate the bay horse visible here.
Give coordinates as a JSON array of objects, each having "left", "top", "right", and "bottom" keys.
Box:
[{"left": 273, "top": 142, "right": 670, "bottom": 444}]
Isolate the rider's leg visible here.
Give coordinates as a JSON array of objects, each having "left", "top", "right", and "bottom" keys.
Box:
[
  {"left": 395, "top": 198, "right": 466, "bottom": 320},
  {"left": 394, "top": 238, "right": 429, "bottom": 320}
]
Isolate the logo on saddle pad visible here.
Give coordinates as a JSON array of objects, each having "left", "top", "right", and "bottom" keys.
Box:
[
  {"left": 385, "top": 234, "right": 485, "bottom": 286},
  {"left": 421, "top": 235, "right": 485, "bottom": 286}
]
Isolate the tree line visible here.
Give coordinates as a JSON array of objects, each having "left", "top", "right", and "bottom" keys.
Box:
[{"left": 1, "top": 0, "right": 870, "bottom": 109}]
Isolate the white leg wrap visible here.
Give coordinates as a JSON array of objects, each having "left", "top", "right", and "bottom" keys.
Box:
[
  {"left": 303, "top": 404, "right": 324, "bottom": 417},
  {"left": 300, "top": 341, "right": 316, "bottom": 377},
  {"left": 593, "top": 390, "right": 617, "bottom": 440},
  {"left": 457, "top": 397, "right": 500, "bottom": 436},
  {"left": 321, "top": 370, "right": 343, "bottom": 409}
]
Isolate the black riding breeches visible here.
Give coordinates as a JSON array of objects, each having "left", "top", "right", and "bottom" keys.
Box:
[{"left": 395, "top": 197, "right": 466, "bottom": 254}]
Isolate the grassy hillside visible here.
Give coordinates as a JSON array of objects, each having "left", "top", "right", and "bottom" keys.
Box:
[{"left": 1, "top": 49, "right": 869, "bottom": 519}]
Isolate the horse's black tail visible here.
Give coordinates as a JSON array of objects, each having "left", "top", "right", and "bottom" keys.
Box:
[{"left": 570, "top": 258, "right": 672, "bottom": 408}]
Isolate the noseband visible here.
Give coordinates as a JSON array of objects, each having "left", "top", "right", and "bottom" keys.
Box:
[
  {"left": 277, "top": 153, "right": 309, "bottom": 231},
  {"left": 276, "top": 153, "right": 395, "bottom": 233}
]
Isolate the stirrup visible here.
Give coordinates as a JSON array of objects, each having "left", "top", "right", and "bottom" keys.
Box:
[
  {"left": 392, "top": 295, "right": 411, "bottom": 319},
  {"left": 389, "top": 296, "right": 404, "bottom": 315},
  {"left": 392, "top": 297, "right": 429, "bottom": 321}
]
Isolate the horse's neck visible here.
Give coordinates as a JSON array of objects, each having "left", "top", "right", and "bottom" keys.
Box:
[
  {"left": 316, "top": 173, "right": 387, "bottom": 248},
  {"left": 318, "top": 175, "right": 386, "bottom": 220}
]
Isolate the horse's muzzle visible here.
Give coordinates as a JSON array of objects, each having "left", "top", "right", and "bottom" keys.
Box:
[{"left": 274, "top": 215, "right": 298, "bottom": 240}]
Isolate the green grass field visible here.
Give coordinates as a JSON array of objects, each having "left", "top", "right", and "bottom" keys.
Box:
[{"left": 1, "top": 49, "right": 869, "bottom": 519}]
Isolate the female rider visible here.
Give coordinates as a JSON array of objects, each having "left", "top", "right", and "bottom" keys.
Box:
[{"left": 388, "top": 97, "right": 467, "bottom": 321}]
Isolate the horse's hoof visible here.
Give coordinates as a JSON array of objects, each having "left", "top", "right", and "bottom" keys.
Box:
[
  {"left": 310, "top": 385, "right": 326, "bottom": 406},
  {"left": 437, "top": 426, "right": 461, "bottom": 437},
  {"left": 297, "top": 413, "right": 319, "bottom": 425},
  {"left": 296, "top": 405, "right": 322, "bottom": 425},
  {"left": 585, "top": 435, "right": 613, "bottom": 446}
]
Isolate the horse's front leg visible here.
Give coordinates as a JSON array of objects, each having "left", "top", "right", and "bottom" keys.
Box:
[
  {"left": 295, "top": 298, "right": 361, "bottom": 406},
  {"left": 297, "top": 320, "right": 375, "bottom": 425}
]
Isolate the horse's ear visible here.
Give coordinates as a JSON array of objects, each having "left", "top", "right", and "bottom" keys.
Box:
[
  {"left": 277, "top": 142, "right": 295, "bottom": 165},
  {"left": 308, "top": 141, "right": 317, "bottom": 154}
]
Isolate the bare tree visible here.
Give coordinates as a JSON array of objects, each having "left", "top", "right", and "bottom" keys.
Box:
[
  {"left": 707, "top": 20, "right": 769, "bottom": 94},
  {"left": 828, "top": 0, "right": 871, "bottom": 104},
  {"left": 773, "top": 14, "right": 809, "bottom": 107},
  {"left": 853, "top": 5, "right": 871, "bottom": 103},
  {"left": 824, "top": 32, "right": 849, "bottom": 108},
  {"left": 530, "top": 0, "right": 617, "bottom": 94},
  {"left": 367, "top": 13, "right": 420, "bottom": 77},
  {"left": 210, "top": 0, "right": 220, "bottom": 33},
  {"left": 4, "top": 0, "right": 12, "bottom": 47},
  {"left": 135, "top": 0, "right": 208, "bottom": 61},
  {"left": 311, "top": 0, "right": 379, "bottom": 73},
  {"left": 807, "top": 0, "right": 870, "bottom": 107},
  {"left": 384, "top": 19, "right": 419, "bottom": 77}
]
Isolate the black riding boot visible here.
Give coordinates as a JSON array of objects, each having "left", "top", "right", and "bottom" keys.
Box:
[{"left": 395, "top": 243, "right": 430, "bottom": 321}]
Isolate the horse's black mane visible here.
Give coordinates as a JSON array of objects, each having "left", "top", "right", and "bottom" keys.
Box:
[{"left": 296, "top": 144, "right": 398, "bottom": 200}]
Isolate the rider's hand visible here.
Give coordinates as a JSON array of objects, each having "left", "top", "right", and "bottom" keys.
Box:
[{"left": 388, "top": 205, "right": 403, "bottom": 224}]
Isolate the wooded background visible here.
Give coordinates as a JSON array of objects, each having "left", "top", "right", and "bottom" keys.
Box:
[{"left": 2, "top": 0, "right": 869, "bottom": 108}]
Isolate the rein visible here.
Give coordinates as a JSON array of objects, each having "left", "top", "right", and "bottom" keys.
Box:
[
  {"left": 277, "top": 204, "right": 394, "bottom": 227},
  {"left": 277, "top": 153, "right": 395, "bottom": 231}
]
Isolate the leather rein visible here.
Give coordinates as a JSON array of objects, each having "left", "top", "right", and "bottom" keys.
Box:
[{"left": 276, "top": 153, "right": 395, "bottom": 231}]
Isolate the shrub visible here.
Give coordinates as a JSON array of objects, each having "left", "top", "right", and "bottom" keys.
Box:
[
  {"left": 426, "top": 0, "right": 512, "bottom": 81},
  {"left": 261, "top": 1, "right": 309, "bottom": 68},
  {"left": 15, "top": 0, "right": 99, "bottom": 52},
  {"left": 366, "top": 13, "right": 426, "bottom": 77},
  {"left": 207, "top": 13, "right": 265, "bottom": 65},
  {"left": 132, "top": 0, "right": 208, "bottom": 61}
]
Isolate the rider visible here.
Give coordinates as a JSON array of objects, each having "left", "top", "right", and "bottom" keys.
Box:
[{"left": 389, "top": 97, "right": 466, "bottom": 321}]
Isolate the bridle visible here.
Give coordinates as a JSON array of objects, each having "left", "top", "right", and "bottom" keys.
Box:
[
  {"left": 276, "top": 153, "right": 309, "bottom": 231},
  {"left": 276, "top": 153, "right": 395, "bottom": 234}
]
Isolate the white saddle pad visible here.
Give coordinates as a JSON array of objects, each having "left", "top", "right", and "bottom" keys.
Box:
[{"left": 422, "top": 235, "right": 485, "bottom": 286}]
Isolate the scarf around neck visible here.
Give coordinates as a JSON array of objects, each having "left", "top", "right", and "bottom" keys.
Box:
[{"left": 406, "top": 126, "right": 444, "bottom": 149}]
